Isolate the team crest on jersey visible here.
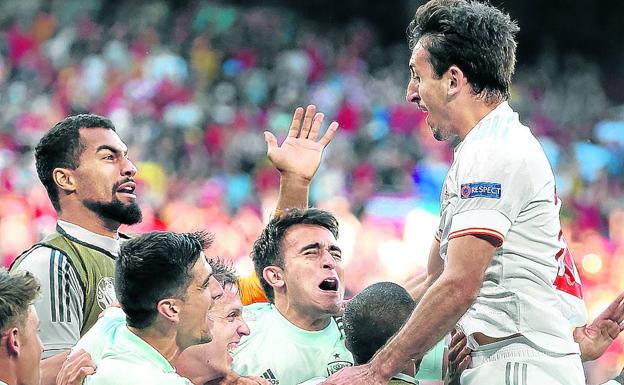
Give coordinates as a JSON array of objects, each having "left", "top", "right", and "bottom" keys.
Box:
[
  {"left": 96, "top": 277, "right": 117, "bottom": 310},
  {"left": 460, "top": 182, "right": 501, "bottom": 199}
]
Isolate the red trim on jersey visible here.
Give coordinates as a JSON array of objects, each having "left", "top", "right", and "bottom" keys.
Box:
[
  {"left": 434, "top": 230, "right": 442, "bottom": 243},
  {"left": 448, "top": 228, "right": 504, "bottom": 247}
]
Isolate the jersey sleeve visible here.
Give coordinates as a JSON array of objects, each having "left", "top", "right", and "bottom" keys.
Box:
[
  {"left": 13, "top": 246, "right": 85, "bottom": 357},
  {"left": 72, "top": 307, "right": 126, "bottom": 364},
  {"left": 450, "top": 141, "right": 534, "bottom": 247}
]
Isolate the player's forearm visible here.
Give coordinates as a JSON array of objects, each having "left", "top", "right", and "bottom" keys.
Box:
[
  {"left": 41, "top": 351, "right": 70, "bottom": 385},
  {"left": 371, "top": 272, "right": 478, "bottom": 380},
  {"left": 275, "top": 172, "right": 310, "bottom": 211},
  {"left": 405, "top": 272, "right": 427, "bottom": 301}
]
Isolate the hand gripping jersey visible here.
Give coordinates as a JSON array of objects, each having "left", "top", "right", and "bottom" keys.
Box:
[
  {"left": 232, "top": 303, "right": 353, "bottom": 385},
  {"left": 437, "top": 102, "right": 587, "bottom": 354}
]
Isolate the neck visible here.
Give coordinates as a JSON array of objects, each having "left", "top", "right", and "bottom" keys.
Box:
[
  {"left": 58, "top": 201, "right": 120, "bottom": 238},
  {"left": 0, "top": 362, "right": 16, "bottom": 385},
  {"left": 128, "top": 324, "right": 181, "bottom": 364},
  {"left": 273, "top": 295, "right": 332, "bottom": 331},
  {"left": 453, "top": 98, "right": 504, "bottom": 140}
]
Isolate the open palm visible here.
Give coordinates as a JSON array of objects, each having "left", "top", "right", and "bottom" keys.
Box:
[{"left": 265, "top": 105, "right": 339, "bottom": 182}]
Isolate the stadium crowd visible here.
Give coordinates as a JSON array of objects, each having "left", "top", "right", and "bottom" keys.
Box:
[{"left": 0, "top": 0, "right": 623, "bottom": 383}]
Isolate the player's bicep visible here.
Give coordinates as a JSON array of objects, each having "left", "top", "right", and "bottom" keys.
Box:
[{"left": 445, "top": 235, "right": 496, "bottom": 296}]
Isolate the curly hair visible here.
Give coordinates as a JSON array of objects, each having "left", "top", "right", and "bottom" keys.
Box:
[
  {"left": 35, "top": 114, "right": 116, "bottom": 211},
  {"left": 251, "top": 208, "right": 339, "bottom": 302},
  {"left": 407, "top": 0, "right": 519, "bottom": 103},
  {"left": 343, "top": 282, "right": 416, "bottom": 365}
]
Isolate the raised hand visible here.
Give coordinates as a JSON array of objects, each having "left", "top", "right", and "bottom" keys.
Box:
[
  {"left": 574, "top": 291, "right": 624, "bottom": 361},
  {"left": 265, "top": 104, "right": 339, "bottom": 182}
]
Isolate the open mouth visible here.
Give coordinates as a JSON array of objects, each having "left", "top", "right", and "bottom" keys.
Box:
[
  {"left": 116, "top": 181, "right": 136, "bottom": 197},
  {"left": 226, "top": 342, "right": 239, "bottom": 356},
  {"left": 318, "top": 277, "right": 339, "bottom": 292}
]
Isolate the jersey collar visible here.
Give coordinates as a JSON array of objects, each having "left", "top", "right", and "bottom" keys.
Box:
[{"left": 57, "top": 220, "right": 120, "bottom": 257}]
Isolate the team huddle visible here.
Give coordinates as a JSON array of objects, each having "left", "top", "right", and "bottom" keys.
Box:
[{"left": 1, "top": 1, "right": 624, "bottom": 385}]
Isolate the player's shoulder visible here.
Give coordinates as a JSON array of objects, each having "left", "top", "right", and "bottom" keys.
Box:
[
  {"left": 12, "top": 245, "right": 70, "bottom": 276},
  {"left": 86, "top": 359, "right": 188, "bottom": 385},
  {"left": 242, "top": 302, "right": 274, "bottom": 320}
]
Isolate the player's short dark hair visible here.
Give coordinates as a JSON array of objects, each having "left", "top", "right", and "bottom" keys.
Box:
[
  {"left": 343, "top": 282, "right": 416, "bottom": 365},
  {"left": 0, "top": 269, "right": 41, "bottom": 332},
  {"left": 35, "top": 114, "right": 116, "bottom": 211},
  {"left": 407, "top": 0, "right": 519, "bottom": 102},
  {"left": 209, "top": 258, "right": 239, "bottom": 291},
  {"left": 251, "top": 208, "right": 339, "bottom": 302},
  {"left": 116, "top": 231, "right": 214, "bottom": 329}
]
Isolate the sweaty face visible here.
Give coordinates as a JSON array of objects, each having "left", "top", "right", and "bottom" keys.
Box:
[
  {"left": 280, "top": 224, "right": 344, "bottom": 318},
  {"left": 73, "top": 128, "right": 142, "bottom": 225},
  {"left": 16, "top": 306, "right": 43, "bottom": 385},
  {"left": 177, "top": 254, "right": 224, "bottom": 351},
  {"left": 406, "top": 41, "right": 453, "bottom": 141}
]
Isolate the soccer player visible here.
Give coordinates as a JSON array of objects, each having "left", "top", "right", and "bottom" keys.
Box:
[
  {"left": 176, "top": 259, "right": 269, "bottom": 385},
  {"left": 82, "top": 231, "right": 223, "bottom": 385},
  {"left": 0, "top": 269, "right": 43, "bottom": 385},
  {"left": 323, "top": 1, "right": 624, "bottom": 384},
  {"left": 10, "top": 114, "right": 141, "bottom": 384},
  {"left": 230, "top": 208, "right": 353, "bottom": 385},
  {"left": 13, "top": 104, "right": 337, "bottom": 385}
]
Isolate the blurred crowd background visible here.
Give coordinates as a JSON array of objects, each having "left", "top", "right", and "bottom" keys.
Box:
[{"left": 0, "top": 0, "right": 622, "bottom": 383}]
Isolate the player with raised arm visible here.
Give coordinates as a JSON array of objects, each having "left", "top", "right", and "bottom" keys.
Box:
[{"left": 12, "top": 103, "right": 336, "bottom": 385}]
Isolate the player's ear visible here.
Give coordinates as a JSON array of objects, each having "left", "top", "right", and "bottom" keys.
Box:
[
  {"left": 53, "top": 167, "right": 77, "bottom": 193},
  {"left": 446, "top": 65, "right": 465, "bottom": 97},
  {"left": 263, "top": 266, "right": 285, "bottom": 290},
  {"left": 5, "top": 327, "right": 20, "bottom": 356},
  {"left": 157, "top": 298, "right": 181, "bottom": 323}
]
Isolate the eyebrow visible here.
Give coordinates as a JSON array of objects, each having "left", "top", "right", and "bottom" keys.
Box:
[
  {"left": 200, "top": 273, "right": 213, "bottom": 288},
  {"left": 96, "top": 144, "right": 128, "bottom": 156},
  {"left": 299, "top": 243, "right": 342, "bottom": 254}
]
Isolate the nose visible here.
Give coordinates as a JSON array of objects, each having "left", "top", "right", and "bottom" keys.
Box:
[
  {"left": 406, "top": 79, "right": 419, "bottom": 104},
  {"left": 321, "top": 250, "right": 336, "bottom": 270},
  {"left": 121, "top": 157, "right": 138, "bottom": 178},
  {"left": 238, "top": 319, "right": 251, "bottom": 337}
]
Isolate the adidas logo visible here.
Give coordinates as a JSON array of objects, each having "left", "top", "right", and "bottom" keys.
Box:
[{"left": 261, "top": 369, "right": 280, "bottom": 385}]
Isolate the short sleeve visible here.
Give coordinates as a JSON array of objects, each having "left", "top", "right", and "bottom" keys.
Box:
[
  {"left": 449, "top": 142, "right": 534, "bottom": 247},
  {"left": 13, "top": 247, "right": 85, "bottom": 357}
]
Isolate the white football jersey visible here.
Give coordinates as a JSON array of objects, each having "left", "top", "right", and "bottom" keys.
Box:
[{"left": 437, "top": 102, "right": 587, "bottom": 354}]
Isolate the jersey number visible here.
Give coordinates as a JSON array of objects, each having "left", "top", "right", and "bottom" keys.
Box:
[{"left": 553, "top": 232, "right": 583, "bottom": 299}]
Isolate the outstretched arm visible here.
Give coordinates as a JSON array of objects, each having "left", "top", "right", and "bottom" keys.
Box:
[
  {"left": 406, "top": 238, "right": 443, "bottom": 302},
  {"left": 268, "top": 105, "right": 338, "bottom": 212},
  {"left": 322, "top": 235, "right": 496, "bottom": 385}
]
